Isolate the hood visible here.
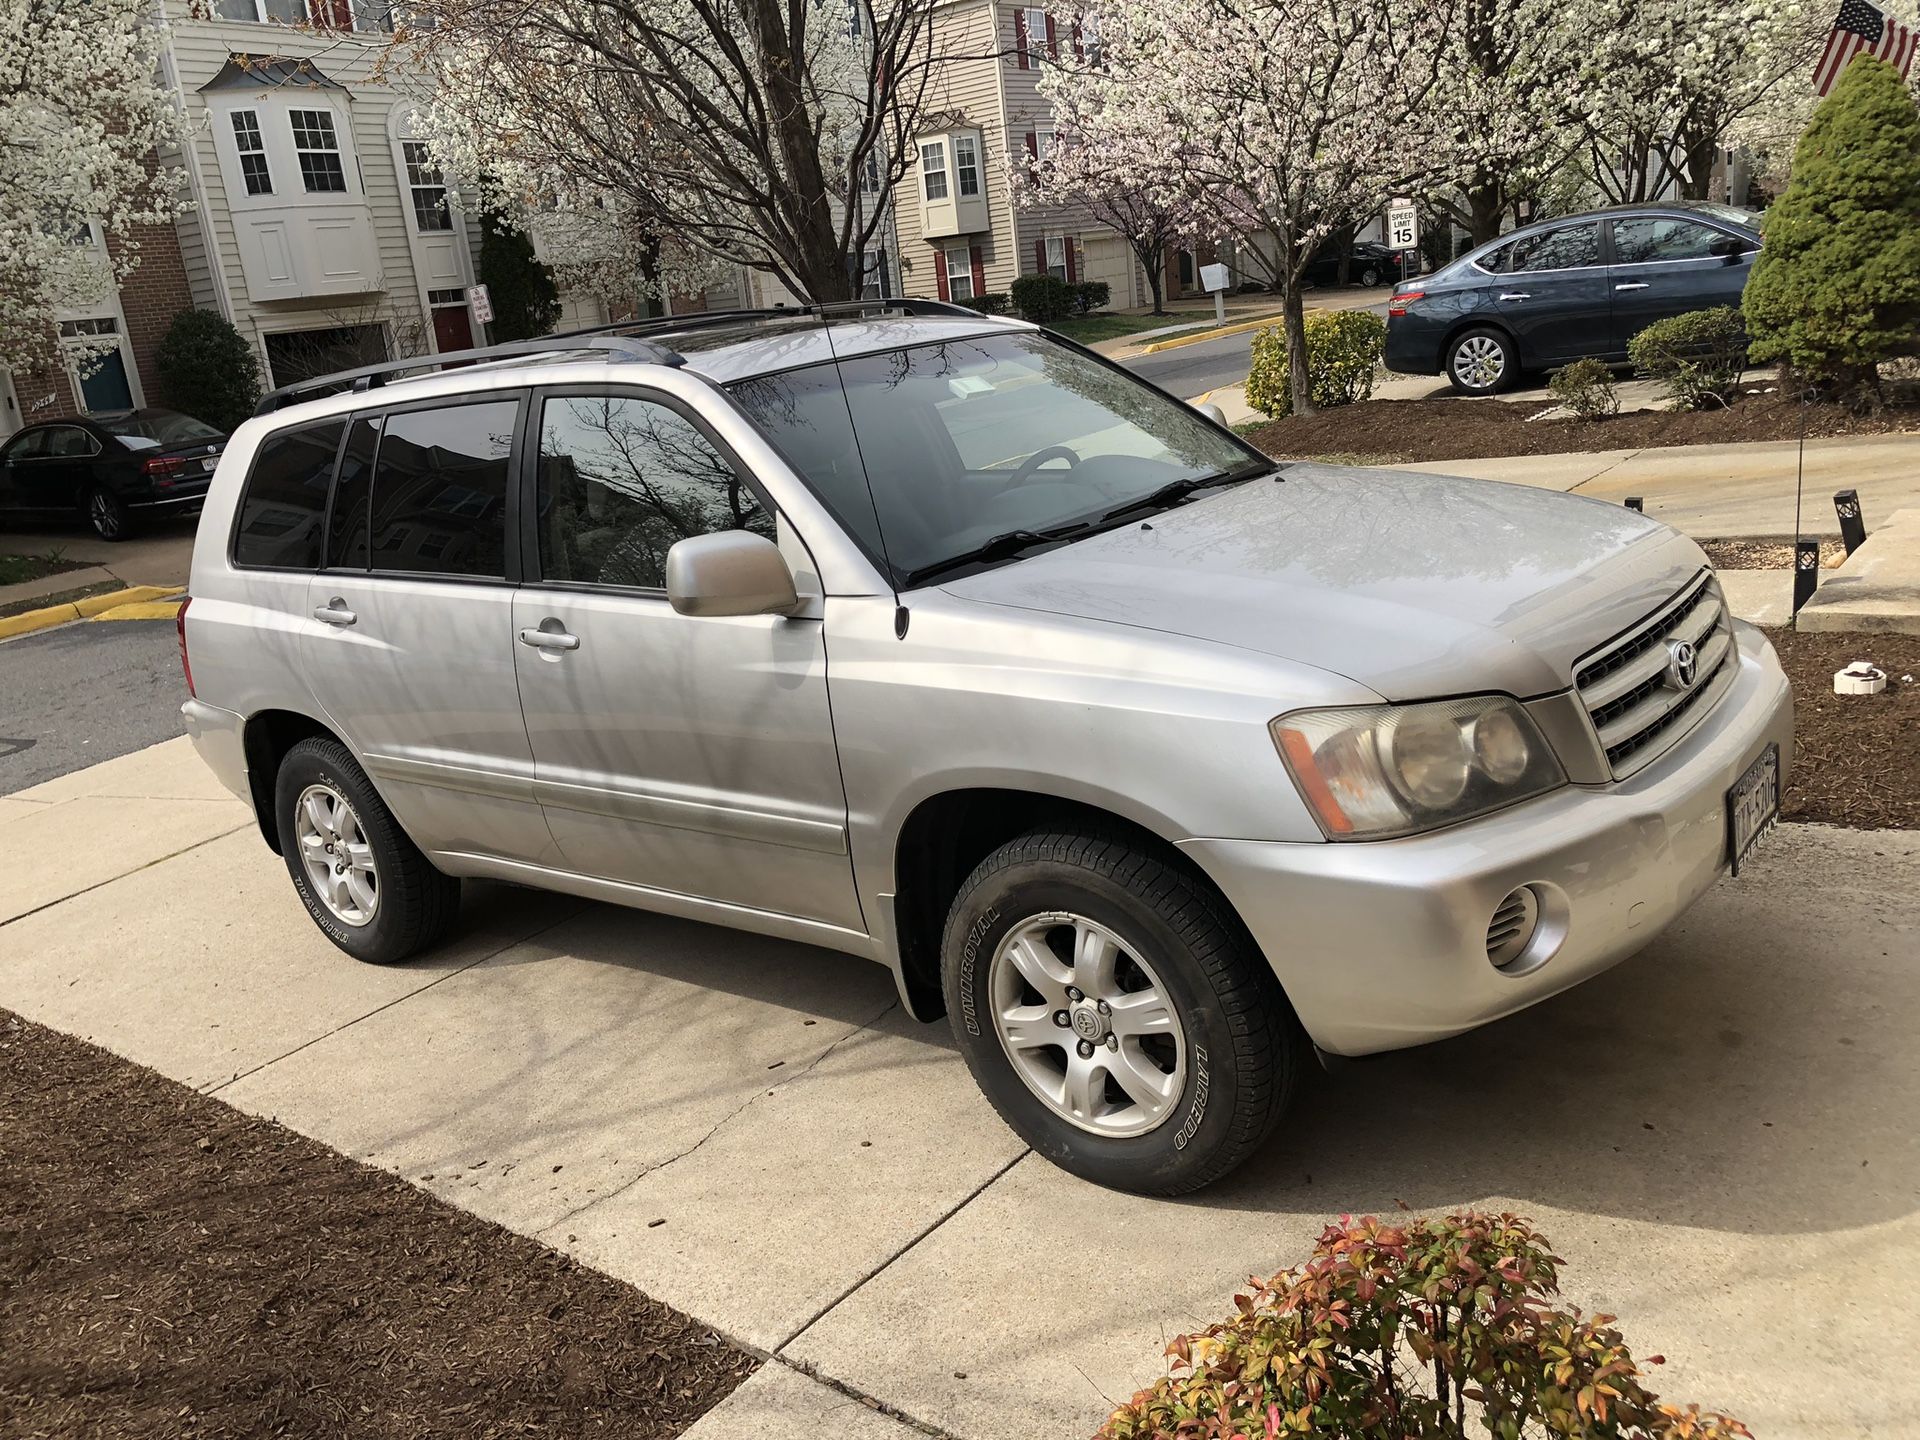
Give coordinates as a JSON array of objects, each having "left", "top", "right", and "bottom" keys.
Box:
[{"left": 940, "top": 463, "right": 1707, "bottom": 700}]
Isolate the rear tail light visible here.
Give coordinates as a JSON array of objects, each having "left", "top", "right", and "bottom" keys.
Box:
[
  {"left": 1387, "top": 291, "right": 1426, "bottom": 317},
  {"left": 176, "top": 596, "right": 196, "bottom": 698},
  {"left": 145, "top": 454, "right": 187, "bottom": 489}
]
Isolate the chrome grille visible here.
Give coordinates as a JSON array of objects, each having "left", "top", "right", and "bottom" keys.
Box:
[{"left": 1575, "top": 573, "right": 1734, "bottom": 778}]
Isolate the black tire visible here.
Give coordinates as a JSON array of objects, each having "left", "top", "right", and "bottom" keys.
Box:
[
  {"left": 84, "top": 485, "right": 136, "bottom": 542},
  {"left": 274, "top": 736, "right": 461, "bottom": 965},
  {"left": 1445, "top": 326, "right": 1517, "bottom": 395},
  {"left": 941, "top": 828, "right": 1304, "bottom": 1195},
  {"left": 1358, "top": 265, "right": 1381, "bottom": 287}
]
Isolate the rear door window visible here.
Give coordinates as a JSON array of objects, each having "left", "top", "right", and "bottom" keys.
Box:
[
  {"left": 1610, "top": 217, "right": 1725, "bottom": 264},
  {"left": 1508, "top": 224, "right": 1602, "bottom": 272},
  {"left": 365, "top": 399, "right": 517, "bottom": 578},
  {"left": 233, "top": 418, "right": 345, "bottom": 570}
]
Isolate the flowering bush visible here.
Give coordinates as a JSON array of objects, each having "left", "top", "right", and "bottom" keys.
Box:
[
  {"left": 1100, "top": 1212, "right": 1753, "bottom": 1440},
  {"left": 1548, "top": 359, "right": 1621, "bottom": 421},
  {"left": 1628, "top": 308, "right": 1747, "bottom": 411},
  {"left": 1246, "top": 311, "right": 1386, "bottom": 416}
]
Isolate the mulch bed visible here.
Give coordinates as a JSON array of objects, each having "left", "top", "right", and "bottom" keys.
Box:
[
  {"left": 0, "top": 1014, "right": 754, "bottom": 1440},
  {"left": 1701, "top": 537, "right": 1846, "bottom": 570},
  {"left": 1767, "top": 628, "right": 1920, "bottom": 831},
  {"left": 1249, "top": 389, "right": 1920, "bottom": 464},
  {"left": 0, "top": 553, "right": 88, "bottom": 588}
]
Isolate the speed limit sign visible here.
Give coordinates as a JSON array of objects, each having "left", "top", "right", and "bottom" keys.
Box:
[{"left": 1386, "top": 198, "right": 1419, "bottom": 251}]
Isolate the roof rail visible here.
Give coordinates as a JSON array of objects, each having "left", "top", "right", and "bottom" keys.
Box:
[{"left": 252, "top": 298, "right": 1000, "bottom": 416}]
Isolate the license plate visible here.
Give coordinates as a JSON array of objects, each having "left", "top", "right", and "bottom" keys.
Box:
[
  {"left": 202, "top": 455, "right": 219, "bottom": 473},
  {"left": 1727, "top": 743, "right": 1779, "bottom": 876}
]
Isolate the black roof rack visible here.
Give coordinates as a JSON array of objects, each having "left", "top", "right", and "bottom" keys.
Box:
[{"left": 252, "top": 296, "right": 1001, "bottom": 416}]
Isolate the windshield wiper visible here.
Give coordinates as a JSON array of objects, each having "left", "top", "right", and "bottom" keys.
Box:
[
  {"left": 901, "top": 523, "right": 1093, "bottom": 587},
  {"left": 1097, "top": 460, "right": 1275, "bottom": 528}
]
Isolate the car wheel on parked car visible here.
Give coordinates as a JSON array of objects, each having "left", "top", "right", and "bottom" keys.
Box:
[
  {"left": 1445, "top": 327, "right": 1517, "bottom": 395},
  {"left": 274, "top": 736, "right": 461, "bottom": 965},
  {"left": 84, "top": 485, "right": 134, "bottom": 542},
  {"left": 941, "top": 827, "right": 1304, "bottom": 1196}
]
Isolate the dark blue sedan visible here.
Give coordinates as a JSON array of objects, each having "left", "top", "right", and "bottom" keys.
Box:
[{"left": 1383, "top": 202, "right": 1763, "bottom": 395}]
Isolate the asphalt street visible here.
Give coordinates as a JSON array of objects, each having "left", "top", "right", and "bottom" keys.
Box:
[
  {"left": 0, "top": 620, "right": 187, "bottom": 791},
  {"left": 1121, "top": 328, "right": 1257, "bottom": 397}
]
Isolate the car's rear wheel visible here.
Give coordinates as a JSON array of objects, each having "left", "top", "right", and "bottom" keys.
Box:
[
  {"left": 1358, "top": 264, "right": 1382, "bottom": 287},
  {"left": 274, "top": 736, "right": 460, "bottom": 965},
  {"left": 84, "top": 485, "right": 135, "bottom": 541},
  {"left": 941, "top": 827, "right": 1304, "bottom": 1195},
  {"left": 1446, "top": 327, "right": 1517, "bottom": 395}
]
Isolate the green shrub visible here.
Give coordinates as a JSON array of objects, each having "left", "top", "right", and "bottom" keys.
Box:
[
  {"left": 1010, "top": 272, "right": 1074, "bottom": 324},
  {"left": 1548, "top": 357, "right": 1621, "bottom": 420},
  {"left": 1743, "top": 55, "right": 1920, "bottom": 395},
  {"left": 958, "top": 292, "right": 1010, "bottom": 315},
  {"left": 1244, "top": 309, "right": 1386, "bottom": 416},
  {"left": 1629, "top": 307, "right": 1748, "bottom": 410},
  {"left": 1071, "top": 280, "right": 1112, "bottom": 314},
  {"left": 478, "top": 206, "right": 561, "bottom": 341},
  {"left": 1100, "top": 1211, "right": 1754, "bottom": 1440},
  {"left": 154, "top": 308, "right": 262, "bottom": 432}
]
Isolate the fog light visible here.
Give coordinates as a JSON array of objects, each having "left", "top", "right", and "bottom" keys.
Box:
[{"left": 1486, "top": 887, "right": 1540, "bottom": 971}]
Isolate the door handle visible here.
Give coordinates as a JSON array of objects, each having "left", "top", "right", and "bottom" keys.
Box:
[
  {"left": 1614, "top": 282, "right": 1651, "bottom": 291},
  {"left": 313, "top": 599, "right": 356, "bottom": 627},
  {"left": 1497, "top": 291, "right": 1530, "bottom": 302},
  {"left": 518, "top": 626, "right": 580, "bottom": 652}
]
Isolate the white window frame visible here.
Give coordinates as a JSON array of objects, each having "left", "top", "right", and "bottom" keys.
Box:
[
  {"left": 401, "top": 139, "right": 453, "bottom": 232},
  {"left": 1023, "top": 5, "right": 1049, "bottom": 61},
  {"left": 211, "top": 0, "right": 307, "bottom": 22},
  {"left": 920, "top": 141, "right": 949, "bottom": 202},
  {"left": 231, "top": 109, "right": 274, "bottom": 196},
  {"left": 860, "top": 248, "right": 888, "bottom": 299},
  {"left": 289, "top": 108, "right": 349, "bottom": 194},
  {"left": 945, "top": 247, "right": 974, "bottom": 302},
  {"left": 860, "top": 150, "right": 883, "bottom": 195},
  {"left": 1045, "top": 236, "right": 1069, "bottom": 282},
  {"left": 953, "top": 134, "right": 981, "bottom": 199}
]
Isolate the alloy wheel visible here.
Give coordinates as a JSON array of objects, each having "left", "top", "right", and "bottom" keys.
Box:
[
  {"left": 987, "top": 912, "right": 1187, "bottom": 1138},
  {"left": 1454, "top": 335, "right": 1506, "bottom": 390},
  {"left": 88, "top": 490, "right": 121, "bottom": 539},
  {"left": 294, "top": 783, "right": 379, "bottom": 927}
]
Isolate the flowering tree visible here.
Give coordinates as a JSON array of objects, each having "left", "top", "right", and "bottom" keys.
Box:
[
  {"left": 0, "top": 0, "right": 183, "bottom": 374},
  {"left": 1019, "top": 135, "right": 1205, "bottom": 315},
  {"left": 1039, "top": 0, "right": 1448, "bottom": 415},
  {"left": 404, "top": 0, "right": 959, "bottom": 303}
]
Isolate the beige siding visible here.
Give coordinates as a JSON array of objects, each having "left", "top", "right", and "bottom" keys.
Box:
[{"left": 160, "top": 4, "right": 455, "bottom": 367}]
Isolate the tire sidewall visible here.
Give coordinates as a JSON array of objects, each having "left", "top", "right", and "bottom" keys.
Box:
[
  {"left": 275, "top": 743, "right": 408, "bottom": 963},
  {"left": 943, "top": 859, "right": 1249, "bottom": 1193}
]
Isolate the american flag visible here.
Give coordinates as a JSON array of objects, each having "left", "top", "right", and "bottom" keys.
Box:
[{"left": 1813, "top": 0, "right": 1918, "bottom": 95}]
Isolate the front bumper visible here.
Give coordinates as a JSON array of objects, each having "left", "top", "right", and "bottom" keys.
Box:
[{"left": 1181, "top": 622, "right": 1794, "bottom": 1056}]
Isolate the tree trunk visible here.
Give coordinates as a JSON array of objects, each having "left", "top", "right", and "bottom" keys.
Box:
[
  {"left": 1464, "top": 179, "right": 1505, "bottom": 247},
  {"left": 1679, "top": 124, "right": 1719, "bottom": 202},
  {"left": 1283, "top": 277, "right": 1313, "bottom": 417},
  {"left": 1136, "top": 239, "right": 1168, "bottom": 314}
]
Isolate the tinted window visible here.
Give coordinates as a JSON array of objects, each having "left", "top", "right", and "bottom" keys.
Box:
[
  {"left": 1473, "top": 241, "right": 1514, "bottom": 274},
  {"left": 368, "top": 400, "right": 516, "bottom": 578},
  {"left": 535, "top": 394, "right": 773, "bottom": 589},
  {"left": 1611, "top": 217, "right": 1725, "bottom": 264},
  {"left": 3, "top": 429, "right": 51, "bottom": 461},
  {"left": 1509, "top": 224, "right": 1601, "bottom": 272},
  {"left": 97, "top": 410, "right": 224, "bottom": 449},
  {"left": 45, "top": 427, "right": 99, "bottom": 459},
  {"left": 327, "top": 415, "right": 378, "bottom": 570},
  {"left": 233, "top": 419, "right": 345, "bottom": 570}
]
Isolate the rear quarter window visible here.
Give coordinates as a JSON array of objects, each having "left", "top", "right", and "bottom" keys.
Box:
[{"left": 232, "top": 419, "right": 346, "bottom": 570}]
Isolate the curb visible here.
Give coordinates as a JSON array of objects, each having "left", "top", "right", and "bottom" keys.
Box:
[
  {"left": 0, "top": 586, "right": 184, "bottom": 641},
  {"left": 1135, "top": 314, "right": 1278, "bottom": 355}
]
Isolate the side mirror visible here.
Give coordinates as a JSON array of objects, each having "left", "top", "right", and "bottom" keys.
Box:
[
  {"left": 665, "top": 530, "right": 800, "bottom": 618},
  {"left": 1709, "top": 235, "right": 1747, "bottom": 261},
  {"left": 1195, "top": 401, "right": 1230, "bottom": 428}
]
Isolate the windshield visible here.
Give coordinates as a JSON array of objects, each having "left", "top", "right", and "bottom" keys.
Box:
[
  {"left": 96, "top": 410, "right": 223, "bottom": 452},
  {"left": 1683, "top": 201, "right": 1763, "bottom": 231},
  {"left": 728, "top": 332, "right": 1261, "bottom": 585}
]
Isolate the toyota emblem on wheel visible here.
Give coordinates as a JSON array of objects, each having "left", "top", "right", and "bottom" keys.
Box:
[{"left": 1665, "top": 638, "right": 1698, "bottom": 690}]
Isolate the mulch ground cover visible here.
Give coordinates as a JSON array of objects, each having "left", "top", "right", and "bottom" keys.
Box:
[
  {"left": 1248, "top": 389, "right": 1920, "bottom": 465},
  {"left": 0, "top": 1014, "right": 754, "bottom": 1440},
  {"left": 1700, "top": 537, "right": 1846, "bottom": 570},
  {"left": 1766, "top": 627, "right": 1920, "bottom": 831}
]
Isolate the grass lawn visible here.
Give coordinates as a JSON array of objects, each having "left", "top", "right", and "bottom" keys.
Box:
[
  {"left": 0, "top": 550, "right": 87, "bottom": 587},
  {"left": 1047, "top": 310, "right": 1203, "bottom": 345}
]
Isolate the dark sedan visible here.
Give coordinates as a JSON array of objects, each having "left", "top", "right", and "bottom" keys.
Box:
[
  {"left": 1384, "top": 201, "right": 1762, "bottom": 395},
  {"left": 1303, "top": 240, "right": 1413, "bottom": 289},
  {"left": 0, "top": 409, "right": 226, "bottom": 540}
]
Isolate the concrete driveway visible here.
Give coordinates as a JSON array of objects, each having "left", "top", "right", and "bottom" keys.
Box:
[{"left": 4, "top": 737, "right": 1916, "bottom": 1439}]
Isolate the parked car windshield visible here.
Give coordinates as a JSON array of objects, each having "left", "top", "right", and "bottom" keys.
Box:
[
  {"left": 96, "top": 409, "right": 223, "bottom": 452},
  {"left": 728, "top": 331, "right": 1264, "bottom": 585}
]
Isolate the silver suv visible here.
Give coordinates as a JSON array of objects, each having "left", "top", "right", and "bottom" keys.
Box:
[{"left": 181, "top": 303, "right": 1793, "bottom": 1194}]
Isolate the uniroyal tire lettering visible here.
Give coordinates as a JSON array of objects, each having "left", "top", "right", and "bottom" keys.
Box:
[
  {"left": 956, "top": 904, "right": 999, "bottom": 1037},
  {"left": 1172, "top": 1044, "right": 1209, "bottom": 1150}
]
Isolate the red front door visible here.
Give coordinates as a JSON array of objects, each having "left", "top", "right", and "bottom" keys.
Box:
[{"left": 433, "top": 305, "right": 474, "bottom": 353}]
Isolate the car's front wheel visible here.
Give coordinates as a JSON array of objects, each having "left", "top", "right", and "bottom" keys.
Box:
[
  {"left": 274, "top": 736, "right": 461, "bottom": 964},
  {"left": 83, "top": 485, "right": 135, "bottom": 542},
  {"left": 941, "top": 828, "right": 1303, "bottom": 1195},
  {"left": 1446, "top": 327, "right": 1517, "bottom": 395}
]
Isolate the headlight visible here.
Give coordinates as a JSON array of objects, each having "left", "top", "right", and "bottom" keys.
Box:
[{"left": 1271, "top": 696, "right": 1565, "bottom": 840}]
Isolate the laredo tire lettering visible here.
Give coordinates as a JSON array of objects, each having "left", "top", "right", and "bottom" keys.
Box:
[
  {"left": 1172, "top": 1044, "right": 1210, "bottom": 1150},
  {"left": 956, "top": 904, "right": 999, "bottom": 1037}
]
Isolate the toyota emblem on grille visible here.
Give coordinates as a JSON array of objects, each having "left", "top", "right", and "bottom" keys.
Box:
[{"left": 1665, "top": 638, "right": 1699, "bottom": 690}]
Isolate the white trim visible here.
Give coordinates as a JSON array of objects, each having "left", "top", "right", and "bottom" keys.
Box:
[{"left": 387, "top": 106, "right": 478, "bottom": 353}]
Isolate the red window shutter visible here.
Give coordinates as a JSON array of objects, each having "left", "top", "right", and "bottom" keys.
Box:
[
  {"left": 1065, "top": 238, "right": 1078, "bottom": 283},
  {"left": 1070, "top": 20, "right": 1083, "bottom": 58},
  {"left": 1025, "top": 130, "right": 1038, "bottom": 163},
  {"left": 1044, "top": 13, "right": 1058, "bottom": 57},
  {"left": 1013, "top": 9, "right": 1029, "bottom": 68},
  {"left": 310, "top": 0, "right": 351, "bottom": 28},
  {"left": 1035, "top": 238, "right": 1047, "bottom": 273},
  {"left": 935, "top": 250, "right": 950, "bottom": 301},
  {"left": 970, "top": 245, "right": 985, "bottom": 297}
]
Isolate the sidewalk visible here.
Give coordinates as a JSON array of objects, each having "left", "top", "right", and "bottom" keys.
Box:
[{"left": 5, "top": 737, "right": 1918, "bottom": 1438}]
